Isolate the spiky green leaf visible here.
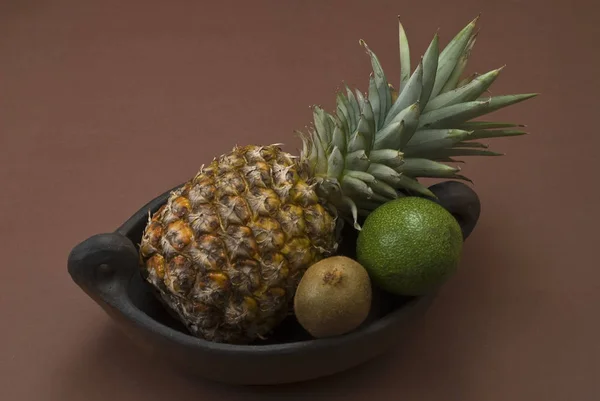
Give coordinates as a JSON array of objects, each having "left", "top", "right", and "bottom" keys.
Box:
[
  {"left": 440, "top": 32, "right": 478, "bottom": 93},
  {"left": 348, "top": 131, "right": 368, "bottom": 153},
  {"left": 331, "top": 122, "right": 346, "bottom": 151},
  {"left": 380, "top": 102, "right": 420, "bottom": 149},
  {"left": 337, "top": 92, "right": 356, "bottom": 133},
  {"left": 361, "top": 39, "right": 391, "bottom": 127},
  {"left": 344, "top": 170, "right": 377, "bottom": 184},
  {"left": 398, "top": 158, "right": 460, "bottom": 177},
  {"left": 420, "top": 33, "right": 439, "bottom": 106},
  {"left": 345, "top": 150, "right": 370, "bottom": 171},
  {"left": 335, "top": 103, "right": 350, "bottom": 136},
  {"left": 336, "top": 96, "right": 352, "bottom": 134},
  {"left": 403, "top": 129, "right": 471, "bottom": 157},
  {"left": 373, "top": 121, "right": 404, "bottom": 150},
  {"left": 341, "top": 174, "right": 373, "bottom": 199},
  {"left": 367, "top": 163, "right": 402, "bottom": 185},
  {"left": 367, "top": 74, "right": 381, "bottom": 130},
  {"left": 408, "top": 128, "right": 469, "bottom": 146},
  {"left": 397, "top": 175, "right": 436, "bottom": 198},
  {"left": 419, "top": 94, "right": 538, "bottom": 129},
  {"left": 310, "top": 129, "right": 328, "bottom": 174},
  {"left": 368, "top": 149, "right": 404, "bottom": 168},
  {"left": 398, "top": 19, "right": 411, "bottom": 91},
  {"left": 424, "top": 67, "right": 503, "bottom": 112},
  {"left": 369, "top": 180, "right": 399, "bottom": 200},
  {"left": 327, "top": 146, "right": 344, "bottom": 179},
  {"left": 430, "top": 16, "right": 479, "bottom": 99},
  {"left": 398, "top": 103, "right": 421, "bottom": 148},
  {"left": 356, "top": 114, "right": 375, "bottom": 153},
  {"left": 355, "top": 89, "right": 366, "bottom": 111},
  {"left": 312, "top": 106, "right": 330, "bottom": 147},
  {"left": 345, "top": 84, "right": 361, "bottom": 118},
  {"left": 340, "top": 196, "right": 360, "bottom": 230},
  {"left": 361, "top": 98, "right": 376, "bottom": 136},
  {"left": 385, "top": 61, "right": 423, "bottom": 126}
]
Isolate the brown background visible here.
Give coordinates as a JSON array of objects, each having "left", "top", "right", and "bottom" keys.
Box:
[{"left": 1, "top": 0, "right": 599, "bottom": 400}]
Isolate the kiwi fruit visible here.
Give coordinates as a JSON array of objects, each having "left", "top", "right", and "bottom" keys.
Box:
[{"left": 293, "top": 256, "right": 372, "bottom": 338}]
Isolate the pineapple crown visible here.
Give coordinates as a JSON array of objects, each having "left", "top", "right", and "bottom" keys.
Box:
[{"left": 298, "top": 15, "right": 537, "bottom": 229}]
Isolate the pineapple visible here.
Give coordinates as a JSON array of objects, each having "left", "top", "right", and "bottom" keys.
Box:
[{"left": 139, "top": 16, "right": 536, "bottom": 344}]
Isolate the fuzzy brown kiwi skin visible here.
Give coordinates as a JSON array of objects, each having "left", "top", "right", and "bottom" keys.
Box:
[{"left": 293, "top": 256, "right": 372, "bottom": 338}]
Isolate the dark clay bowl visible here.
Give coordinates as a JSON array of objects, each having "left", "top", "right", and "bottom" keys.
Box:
[{"left": 67, "top": 180, "right": 480, "bottom": 386}]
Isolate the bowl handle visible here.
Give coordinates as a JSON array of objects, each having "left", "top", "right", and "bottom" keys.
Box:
[
  {"left": 67, "top": 232, "right": 139, "bottom": 305},
  {"left": 427, "top": 181, "right": 481, "bottom": 240}
]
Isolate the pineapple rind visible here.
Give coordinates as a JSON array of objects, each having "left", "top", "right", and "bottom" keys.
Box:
[{"left": 139, "top": 145, "right": 338, "bottom": 344}]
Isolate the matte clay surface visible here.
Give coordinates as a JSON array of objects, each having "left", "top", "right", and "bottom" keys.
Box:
[{"left": 1, "top": 0, "right": 598, "bottom": 400}]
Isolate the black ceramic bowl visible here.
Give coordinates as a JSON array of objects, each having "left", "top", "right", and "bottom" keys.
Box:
[{"left": 67, "top": 180, "right": 480, "bottom": 386}]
